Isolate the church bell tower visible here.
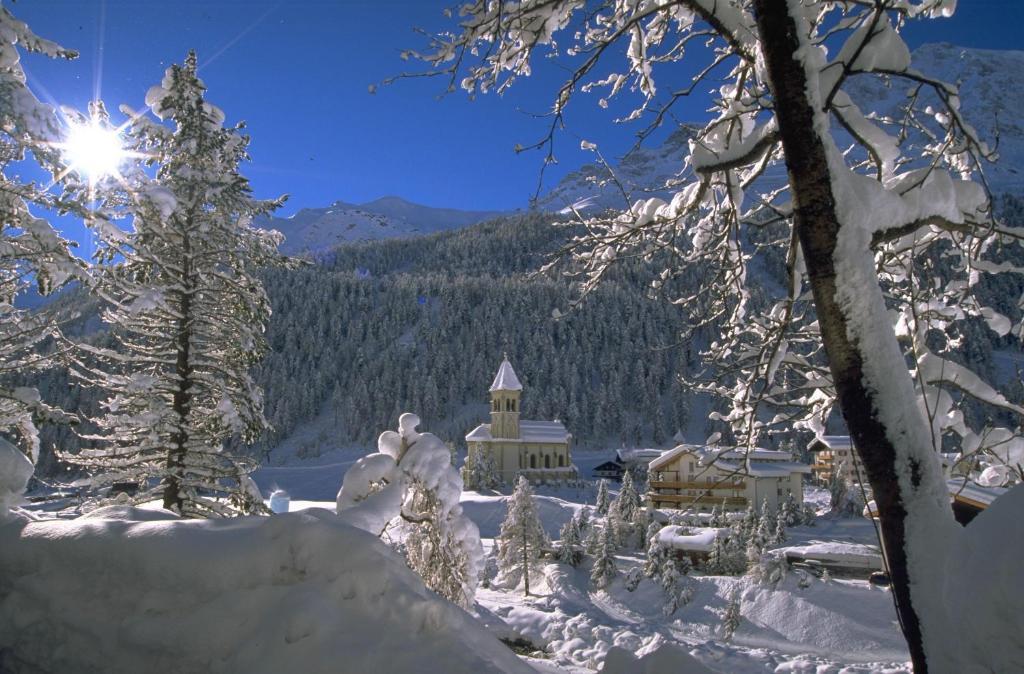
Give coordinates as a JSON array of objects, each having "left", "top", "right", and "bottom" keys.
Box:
[{"left": 489, "top": 354, "right": 521, "bottom": 440}]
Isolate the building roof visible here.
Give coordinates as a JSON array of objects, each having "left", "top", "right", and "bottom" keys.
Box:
[
  {"left": 656, "top": 526, "right": 725, "bottom": 553},
  {"left": 947, "top": 478, "right": 1008, "bottom": 508},
  {"left": 649, "top": 444, "right": 799, "bottom": 472},
  {"left": 715, "top": 460, "right": 812, "bottom": 477},
  {"left": 615, "top": 448, "right": 667, "bottom": 464},
  {"left": 808, "top": 435, "right": 853, "bottom": 452},
  {"left": 465, "top": 420, "right": 570, "bottom": 444},
  {"left": 489, "top": 356, "right": 522, "bottom": 392}
]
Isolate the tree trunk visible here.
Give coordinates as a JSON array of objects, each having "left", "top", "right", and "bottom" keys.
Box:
[
  {"left": 751, "top": 1, "right": 948, "bottom": 670},
  {"left": 163, "top": 241, "right": 194, "bottom": 513}
]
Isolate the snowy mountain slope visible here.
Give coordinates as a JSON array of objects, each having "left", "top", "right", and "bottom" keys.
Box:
[
  {"left": 258, "top": 196, "right": 503, "bottom": 255},
  {"left": 540, "top": 44, "right": 1024, "bottom": 211}
]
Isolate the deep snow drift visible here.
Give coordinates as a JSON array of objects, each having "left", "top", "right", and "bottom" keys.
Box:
[{"left": 0, "top": 506, "right": 530, "bottom": 674}]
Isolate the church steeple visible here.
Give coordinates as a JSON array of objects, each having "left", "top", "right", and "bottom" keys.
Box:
[{"left": 489, "top": 354, "right": 521, "bottom": 439}]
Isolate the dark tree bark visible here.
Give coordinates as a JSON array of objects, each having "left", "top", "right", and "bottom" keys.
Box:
[
  {"left": 163, "top": 236, "right": 194, "bottom": 513},
  {"left": 751, "top": 1, "right": 928, "bottom": 670}
]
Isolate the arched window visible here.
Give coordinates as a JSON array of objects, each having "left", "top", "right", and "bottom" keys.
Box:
[
  {"left": 558, "top": 455, "right": 565, "bottom": 467},
  {"left": 511, "top": 399, "right": 516, "bottom": 412},
  {"left": 544, "top": 455, "right": 551, "bottom": 469},
  {"left": 530, "top": 454, "right": 536, "bottom": 469},
  {"left": 492, "top": 399, "right": 498, "bottom": 412},
  {"left": 506, "top": 399, "right": 512, "bottom": 411}
]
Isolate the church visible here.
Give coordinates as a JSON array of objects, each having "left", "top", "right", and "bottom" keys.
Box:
[{"left": 465, "top": 356, "right": 578, "bottom": 484}]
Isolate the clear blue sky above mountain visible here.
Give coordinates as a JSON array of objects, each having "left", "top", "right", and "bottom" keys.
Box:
[{"left": 16, "top": 0, "right": 1024, "bottom": 220}]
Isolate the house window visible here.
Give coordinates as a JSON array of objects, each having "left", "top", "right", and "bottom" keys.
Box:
[{"left": 689, "top": 461, "right": 695, "bottom": 472}]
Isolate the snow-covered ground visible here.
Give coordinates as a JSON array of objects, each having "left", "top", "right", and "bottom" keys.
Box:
[
  {"left": 12, "top": 436, "right": 916, "bottom": 674},
  {"left": 251, "top": 446, "right": 910, "bottom": 674}
]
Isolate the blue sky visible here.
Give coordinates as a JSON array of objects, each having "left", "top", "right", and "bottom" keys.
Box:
[{"left": 14, "top": 0, "right": 1024, "bottom": 221}]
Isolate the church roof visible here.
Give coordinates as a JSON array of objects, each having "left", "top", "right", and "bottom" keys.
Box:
[
  {"left": 465, "top": 420, "right": 570, "bottom": 444},
  {"left": 489, "top": 356, "right": 523, "bottom": 392}
]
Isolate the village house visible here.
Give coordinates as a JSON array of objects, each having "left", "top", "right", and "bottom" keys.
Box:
[
  {"left": 647, "top": 444, "right": 810, "bottom": 512},
  {"left": 465, "top": 356, "right": 577, "bottom": 484},
  {"left": 808, "top": 435, "right": 866, "bottom": 488}
]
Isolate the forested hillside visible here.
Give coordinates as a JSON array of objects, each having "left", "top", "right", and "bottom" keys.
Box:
[{"left": 28, "top": 197, "right": 1024, "bottom": 475}]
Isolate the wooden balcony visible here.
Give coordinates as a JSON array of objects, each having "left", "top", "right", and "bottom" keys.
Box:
[
  {"left": 648, "top": 493, "right": 748, "bottom": 506},
  {"left": 649, "top": 480, "right": 746, "bottom": 491}
]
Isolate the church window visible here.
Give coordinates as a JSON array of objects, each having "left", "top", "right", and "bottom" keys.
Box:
[
  {"left": 544, "top": 455, "right": 551, "bottom": 469},
  {"left": 530, "top": 455, "right": 536, "bottom": 468},
  {"left": 558, "top": 455, "right": 565, "bottom": 467}
]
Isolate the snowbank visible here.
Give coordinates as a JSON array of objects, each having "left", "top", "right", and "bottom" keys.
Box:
[
  {"left": 0, "top": 507, "right": 530, "bottom": 674},
  {"left": 0, "top": 439, "right": 33, "bottom": 520},
  {"left": 601, "top": 644, "right": 717, "bottom": 674}
]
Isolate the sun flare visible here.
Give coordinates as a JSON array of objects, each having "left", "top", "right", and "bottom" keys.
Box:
[{"left": 62, "top": 121, "right": 126, "bottom": 181}]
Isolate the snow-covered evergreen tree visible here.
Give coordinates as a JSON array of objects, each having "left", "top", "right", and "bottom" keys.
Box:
[
  {"left": 0, "top": 8, "right": 86, "bottom": 460},
  {"left": 67, "top": 53, "right": 287, "bottom": 516},
  {"left": 496, "top": 475, "right": 549, "bottom": 596},
  {"left": 590, "top": 517, "right": 617, "bottom": 590},
  {"left": 461, "top": 448, "right": 499, "bottom": 491},
  {"left": 594, "top": 478, "right": 610, "bottom": 516},
  {"left": 780, "top": 492, "right": 800, "bottom": 527},
  {"left": 772, "top": 507, "right": 787, "bottom": 546},
  {"left": 556, "top": 514, "right": 582, "bottom": 567},
  {"left": 721, "top": 589, "right": 742, "bottom": 642},
  {"left": 336, "top": 413, "right": 483, "bottom": 608}
]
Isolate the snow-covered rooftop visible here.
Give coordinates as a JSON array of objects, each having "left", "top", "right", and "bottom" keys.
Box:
[
  {"left": 947, "top": 478, "right": 1008, "bottom": 507},
  {"left": 489, "top": 356, "right": 522, "bottom": 392},
  {"left": 715, "top": 460, "right": 812, "bottom": 477},
  {"left": 781, "top": 542, "right": 884, "bottom": 570},
  {"left": 615, "top": 448, "right": 666, "bottom": 464},
  {"left": 649, "top": 444, "right": 799, "bottom": 471},
  {"left": 465, "top": 420, "right": 570, "bottom": 444},
  {"left": 656, "top": 525, "right": 726, "bottom": 552},
  {"left": 808, "top": 435, "right": 853, "bottom": 451}
]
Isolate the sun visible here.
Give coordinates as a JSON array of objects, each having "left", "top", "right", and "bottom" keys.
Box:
[{"left": 62, "top": 120, "right": 127, "bottom": 181}]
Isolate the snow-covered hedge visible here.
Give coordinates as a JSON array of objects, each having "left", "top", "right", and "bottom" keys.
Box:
[{"left": 0, "top": 507, "right": 529, "bottom": 673}]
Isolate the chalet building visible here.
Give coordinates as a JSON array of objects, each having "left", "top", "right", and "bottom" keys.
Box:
[
  {"left": 647, "top": 444, "right": 810, "bottom": 512},
  {"left": 465, "top": 356, "right": 577, "bottom": 484},
  {"left": 592, "top": 460, "right": 625, "bottom": 481},
  {"left": 809, "top": 435, "right": 866, "bottom": 488}
]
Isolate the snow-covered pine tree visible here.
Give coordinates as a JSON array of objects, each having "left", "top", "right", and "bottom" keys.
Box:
[
  {"left": 590, "top": 516, "right": 617, "bottom": 590},
  {"left": 706, "top": 535, "right": 726, "bottom": 575},
  {"left": 575, "top": 505, "right": 590, "bottom": 533},
  {"left": 337, "top": 413, "right": 483, "bottom": 608},
  {"left": 0, "top": 8, "right": 87, "bottom": 461},
  {"left": 67, "top": 53, "right": 287, "bottom": 516},
  {"left": 772, "top": 507, "right": 787, "bottom": 545},
  {"left": 780, "top": 492, "right": 799, "bottom": 527},
  {"left": 556, "top": 514, "right": 582, "bottom": 567},
  {"left": 721, "top": 589, "right": 742, "bottom": 642},
  {"left": 659, "top": 557, "right": 681, "bottom": 617},
  {"left": 496, "top": 475, "right": 549, "bottom": 596},
  {"left": 829, "top": 461, "right": 849, "bottom": 513},
  {"left": 616, "top": 470, "right": 641, "bottom": 522},
  {"left": 594, "top": 478, "right": 610, "bottom": 516}
]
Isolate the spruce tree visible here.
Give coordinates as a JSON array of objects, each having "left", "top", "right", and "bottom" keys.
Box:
[
  {"left": 556, "top": 515, "right": 581, "bottom": 567},
  {"left": 721, "top": 589, "right": 742, "bottom": 641},
  {"left": 772, "top": 507, "right": 788, "bottom": 545},
  {"left": 69, "top": 53, "right": 286, "bottom": 516},
  {"left": 594, "top": 478, "right": 610, "bottom": 516},
  {"left": 590, "top": 517, "right": 618, "bottom": 590},
  {"left": 496, "top": 475, "right": 549, "bottom": 595}
]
